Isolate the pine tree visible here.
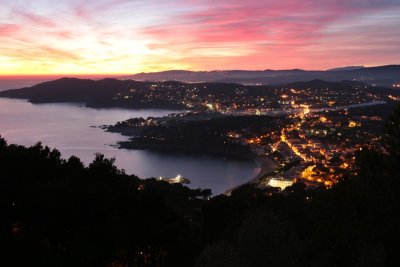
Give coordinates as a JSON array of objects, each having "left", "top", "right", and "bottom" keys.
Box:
[{"left": 384, "top": 103, "right": 400, "bottom": 157}]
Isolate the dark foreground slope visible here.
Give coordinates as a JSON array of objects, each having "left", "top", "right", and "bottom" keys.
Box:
[
  {"left": 0, "top": 138, "right": 211, "bottom": 267},
  {"left": 1, "top": 104, "right": 400, "bottom": 267}
]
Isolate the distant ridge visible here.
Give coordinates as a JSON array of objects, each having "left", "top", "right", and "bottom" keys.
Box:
[
  {"left": 124, "top": 65, "right": 400, "bottom": 87},
  {"left": 328, "top": 66, "right": 365, "bottom": 71}
]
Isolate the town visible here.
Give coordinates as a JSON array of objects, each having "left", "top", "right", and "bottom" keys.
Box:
[
  {"left": 106, "top": 80, "right": 399, "bottom": 192},
  {"left": 110, "top": 79, "right": 385, "bottom": 113}
]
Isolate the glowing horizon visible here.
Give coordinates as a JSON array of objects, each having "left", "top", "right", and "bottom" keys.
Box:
[{"left": 1, "top": 0, "right": 400, "bottom": 75}]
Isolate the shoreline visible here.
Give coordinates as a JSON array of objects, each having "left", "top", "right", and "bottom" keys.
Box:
[
  {"left": 116, "top": 141, "right": 253, "bottom": 161},
  {"left": 223, "top": 155, "right": 278, "bottom": 196},
  {"left": 113, "top": 141, "right": 276, "bottom": 196}
]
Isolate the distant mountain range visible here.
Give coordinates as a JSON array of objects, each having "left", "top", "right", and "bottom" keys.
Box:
[
  {"left": 327, "top": 66, "right": 365, "bottom": 71},
  {"left": 125, "top": 65, "right": 400, "bottom": 87}
]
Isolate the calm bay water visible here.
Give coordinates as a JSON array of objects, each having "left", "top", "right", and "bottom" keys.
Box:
[{"left": 0, "top": 98, "right": 256, "bottom": 195}]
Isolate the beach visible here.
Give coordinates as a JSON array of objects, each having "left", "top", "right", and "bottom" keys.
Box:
[{"left": 224, "top": 156, "right": 278, "bottom": 195}]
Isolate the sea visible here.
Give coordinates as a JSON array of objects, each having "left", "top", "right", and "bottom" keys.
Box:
[{"left": 0, "top": 77, "right": 257, "bottom": 195}]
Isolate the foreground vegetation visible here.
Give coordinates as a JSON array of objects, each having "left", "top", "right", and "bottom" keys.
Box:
[{"left": 1, "top": 104, "right": 400, "bottom": 266}]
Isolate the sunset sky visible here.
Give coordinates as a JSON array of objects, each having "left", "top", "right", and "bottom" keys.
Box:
[{"left": 1, "top": 0, "right": 399, "bottom": 75}]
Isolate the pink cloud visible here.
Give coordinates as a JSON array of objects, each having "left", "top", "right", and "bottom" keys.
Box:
[
  {"left": 0, "top": 24, "right": 20, "bottom": 36},
  {"left": 51, "top": 30, "right": 75, "bottom": 39},
  {"left": 143, "top": 2, "right": 332, "bottom": 48},
  {"left": 141, "top": 0, "right": 400, "bottom": 69},
  {"left": 13, "top": 10, "right": 57, "bottom": 28}
]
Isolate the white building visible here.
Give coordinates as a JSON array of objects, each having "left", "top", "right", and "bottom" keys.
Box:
[{"left": 268, "top": 177, "right": 293, "bottom": 190}]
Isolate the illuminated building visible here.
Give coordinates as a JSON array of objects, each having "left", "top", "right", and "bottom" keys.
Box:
[{"left": 268, "top": 177, "right": 293, "bottom": 190}]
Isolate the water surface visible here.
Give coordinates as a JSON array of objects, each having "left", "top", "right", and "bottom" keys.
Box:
[{"left": 0, "top": 98, "right": 256, "bottom": 195}]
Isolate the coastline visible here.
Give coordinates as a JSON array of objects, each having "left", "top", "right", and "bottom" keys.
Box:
[
  {"left": 114, "top": 139, "right": 276, "bottom": 195},
  {"left": 224, "top": 155, "right": 278, "bottom": 196},
  {"left": 116, "top": 141, "right": 253, "bottom": 160}
]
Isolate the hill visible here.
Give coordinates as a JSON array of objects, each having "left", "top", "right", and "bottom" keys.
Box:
[
  {"left": 0, "top": 78, "right": 147, "bottom": 103},
  {"left": 0, "top": 77, "right": 386, "bottom": 111}
]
